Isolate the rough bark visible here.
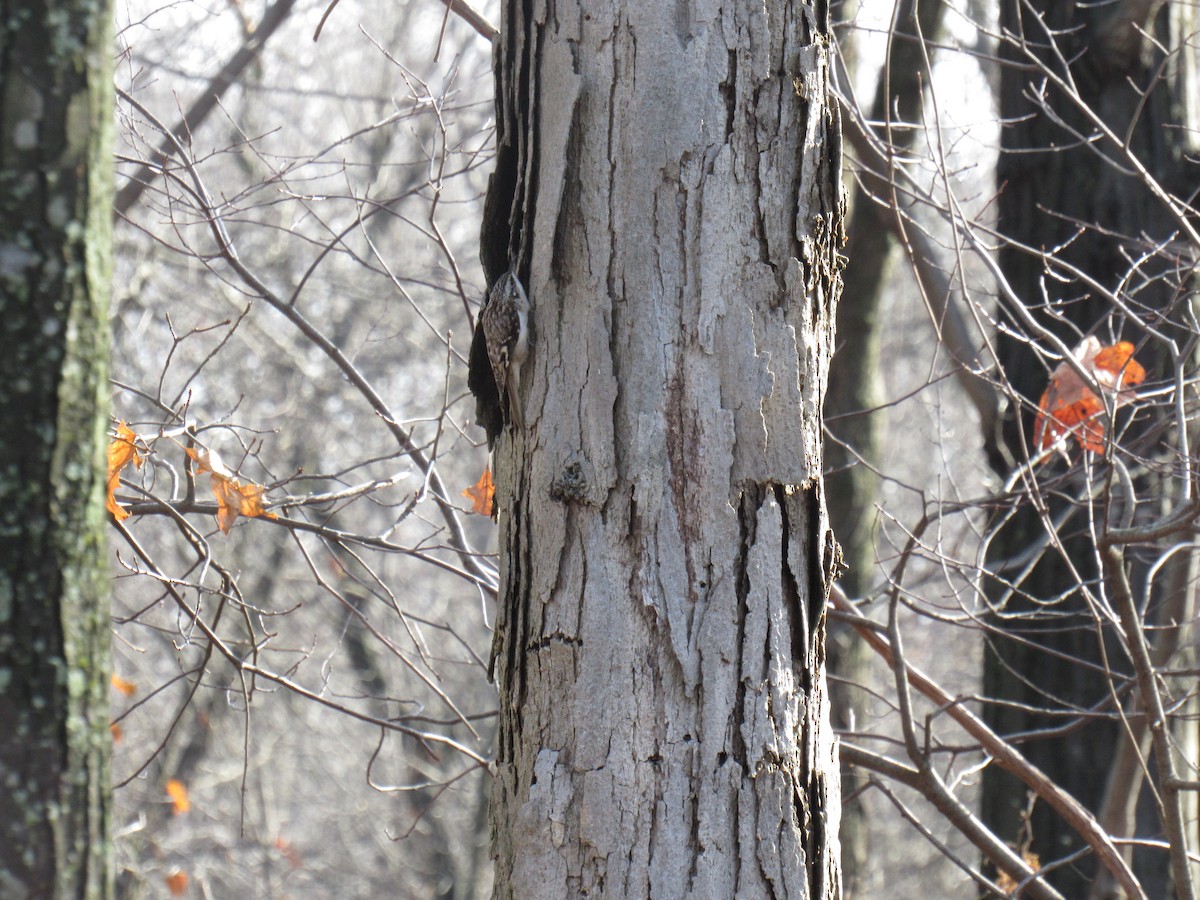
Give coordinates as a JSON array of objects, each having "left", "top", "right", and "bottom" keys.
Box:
[
  {"left": 983, "top": 1, "right": 1195, "bottom": 895},
  {"left": 0, "top": 3, "right": 115, "bottom": 898},
  {"left": 483, "top": 1, "right": 845, "bottom": 897}
]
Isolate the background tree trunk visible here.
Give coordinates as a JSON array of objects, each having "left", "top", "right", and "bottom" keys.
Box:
[
  {"left": 484, "top": 2, "right": 845, "bottom": 896},
  {"left": 983, "top": 1, "right": 1195, "bottom": 894},
  {"left": 0, "top": 2, "right": 115, "bottom": 898},
  {"left": 825, "top": 2, "right": 947, "bottom": 891}
]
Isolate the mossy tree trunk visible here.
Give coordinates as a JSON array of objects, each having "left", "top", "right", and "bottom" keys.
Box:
[
  {"left": 482, "top": 2, "right": 845, "bottom": 897},
  {"left": 0, "top": 2, "right": 115, "bottom": 898}
]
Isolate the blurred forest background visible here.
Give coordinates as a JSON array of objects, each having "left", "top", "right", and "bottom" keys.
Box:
[
  {"left": 107, "top": 0, "right": 1200, "bottom": 897},
  {"left": 112, "top": 2, "right": 497, "bottom": 896}
]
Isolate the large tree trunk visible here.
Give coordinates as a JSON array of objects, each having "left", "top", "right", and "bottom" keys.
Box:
[
  {"left": 0, "top": 3, "right": 115, "bottom": 898},
  {"left": 983, "top": 1, "right": 1196, "bottom": 895},
  {"left": 481, "top": 2, "right": 845, "bottom": 896}
]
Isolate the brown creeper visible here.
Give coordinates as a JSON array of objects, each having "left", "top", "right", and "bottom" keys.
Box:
[{"left": 479, "top": 271, "right": 530, "bottom": 433}]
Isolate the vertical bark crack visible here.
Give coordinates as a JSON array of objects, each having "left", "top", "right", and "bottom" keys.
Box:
[
  {"left": 720, "top": 49, "right": 737, "bottom": 140},
  {"left": 733, "top": 481, "right": 758, "bottom": 773}
]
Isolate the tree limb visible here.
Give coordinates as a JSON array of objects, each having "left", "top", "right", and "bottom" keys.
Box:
[
  {"left": 832, "top": 585, "right": 1148, "bottom": 900},
  {"left": 116, "top": 0, "right": 301, "bottom": 216}
]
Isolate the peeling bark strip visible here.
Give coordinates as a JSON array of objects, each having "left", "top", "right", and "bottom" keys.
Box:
[
  {"left": 0, "top": 2, "right": 115, "bottom": 898},
  {"left": 487, "top": 2, "right": 845, "bottom": 897}
]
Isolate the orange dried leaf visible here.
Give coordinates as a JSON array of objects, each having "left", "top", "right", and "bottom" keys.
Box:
[
  {"left": 110, "top": 673, "right": 137, "bottom": 697},
  {"left": 462, "top": 466, "right": 495, "bottom": 517},
  {"left": 110, "top": 723, "right": 123, "bottom": 743},
  {"left": 1093, "top": 341, "right": 1146, "bottom": 387},
  {"left": 275, "top": 836, "right": 304, "bottom": 868},
  {"left": 185, "top": 446, "right": 206, "bottom": 471},
  {"left": 165, "top": 870, "right": 188, "bottom": 896},
  {"left": 209, "top": 473, "right": 277, "bottom": 534},
  {"left": 995, "top": 851, "right": 1040, "bottom": 892},
  {"left": 106, "top": 422, "right": 143, "bottom": 521},
  {"left": 166, "top": 778, "right": 191, "bottom": 815},
  {"left": 188, "top": 448, "right": 277, "bottom": 533},
  {"left": 1036, "top": 386, "right": 1106, "bottom": 453},
  {"left": 1034, "top": 337, "right": 1145, "bottom": 455},
  {"left": 186, "top": 446, "right": 234, "bottom": 479}
]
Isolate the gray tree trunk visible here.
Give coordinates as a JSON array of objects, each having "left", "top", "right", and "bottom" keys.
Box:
[
  {"left": 483, "top": 2, "right": 845, "bottom": 897},
  {"left": 0, "top": 2, "right": 115, "bottom": 898}
]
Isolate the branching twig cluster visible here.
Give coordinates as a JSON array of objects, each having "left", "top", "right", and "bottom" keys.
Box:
[{"left": 831, "top": 1, "right": 1200, "bottom": 896}]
